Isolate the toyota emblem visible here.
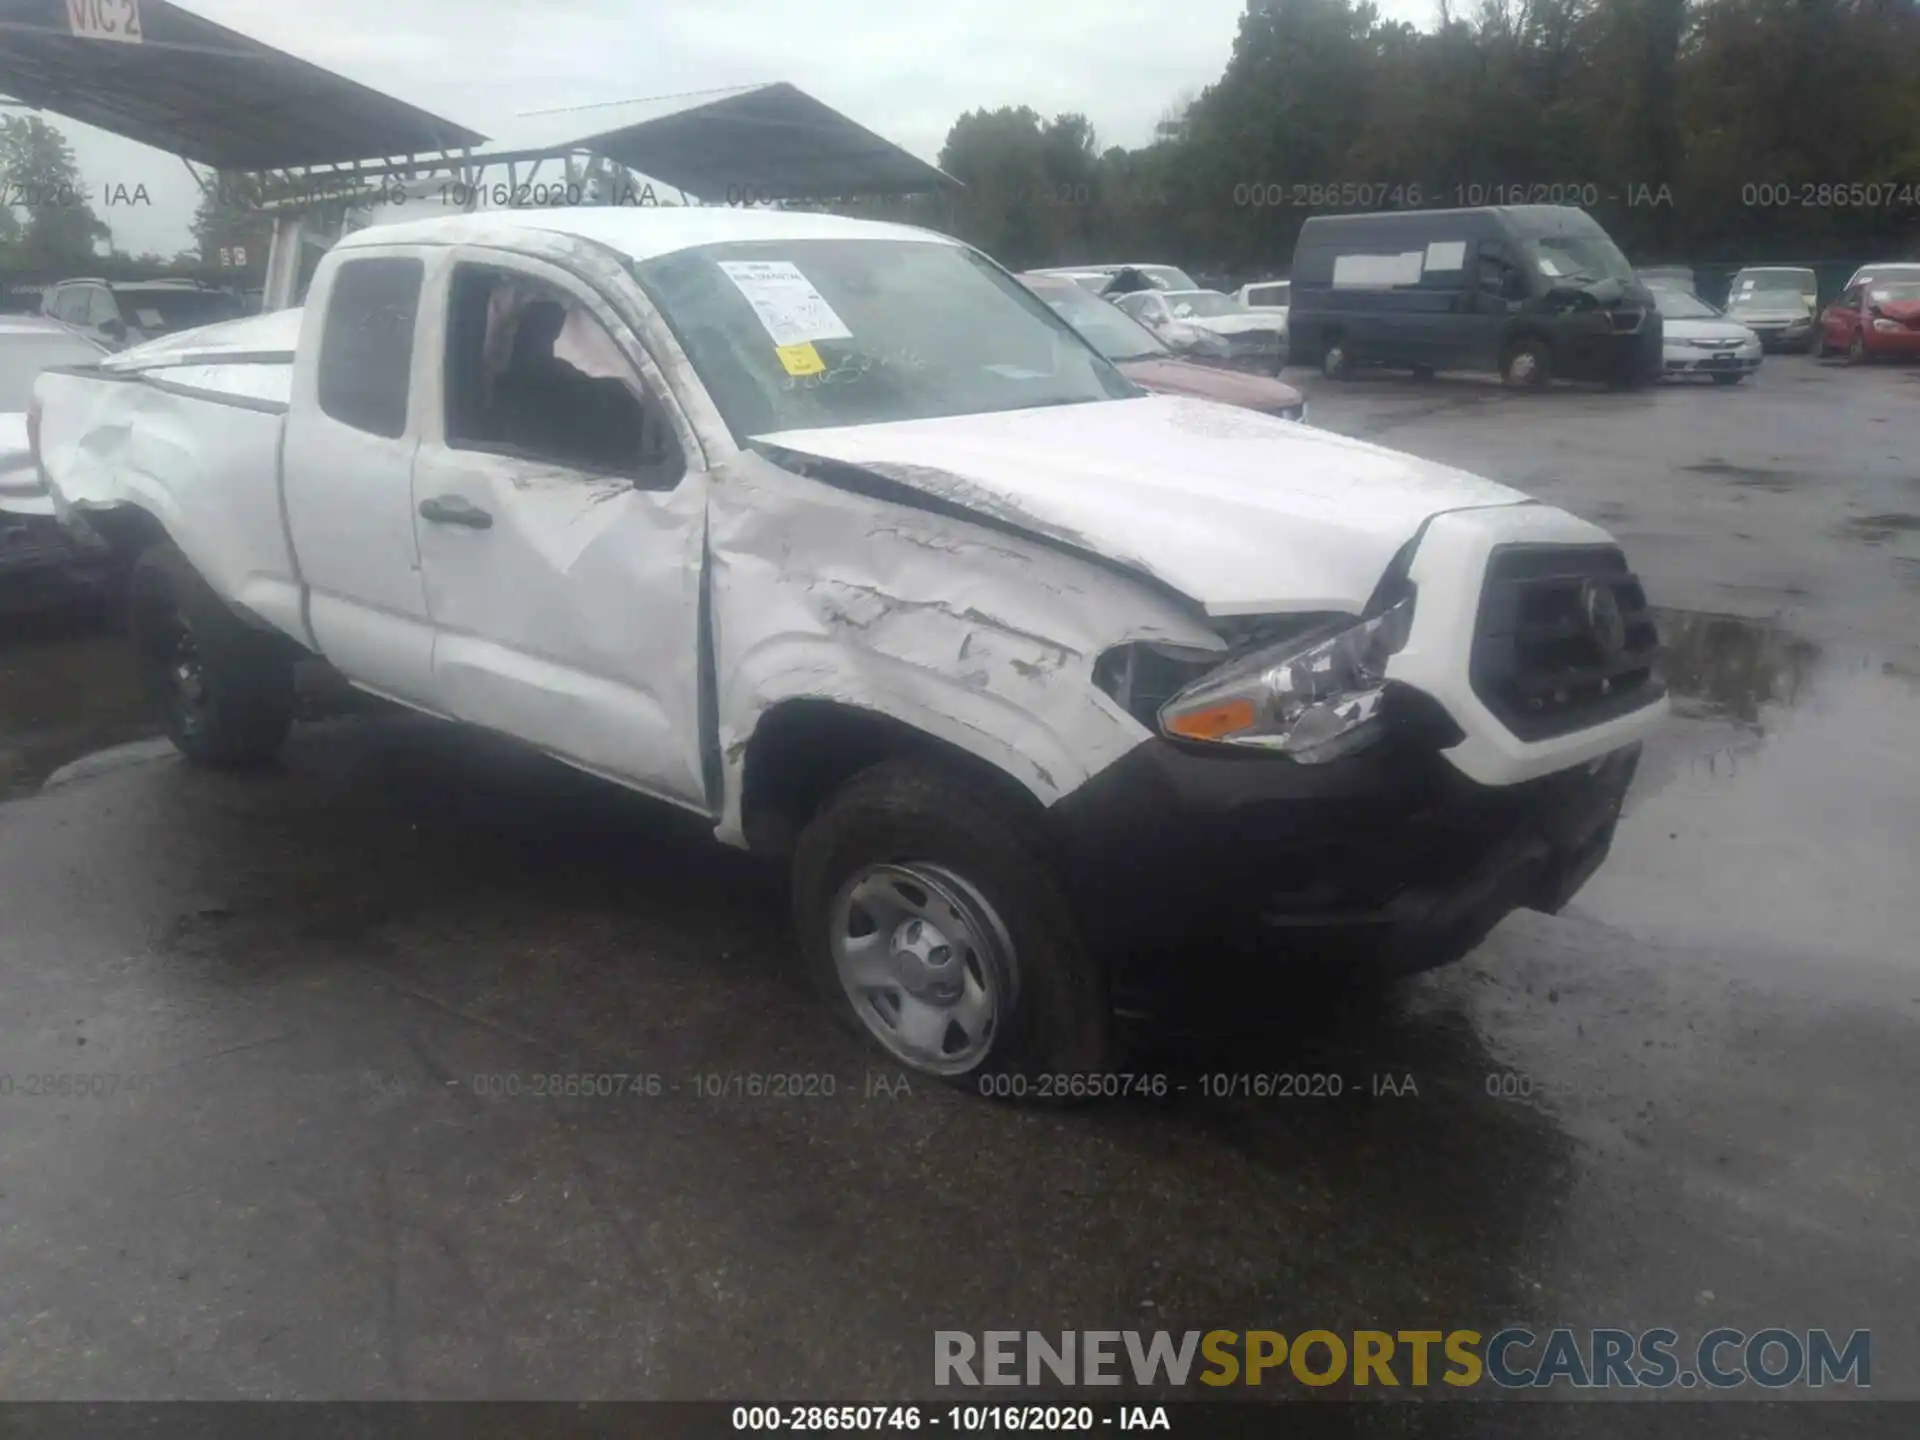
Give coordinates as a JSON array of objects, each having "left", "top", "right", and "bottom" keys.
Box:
[{"left": 1580, "top": 579, "right": 1627, "bottom": 655}]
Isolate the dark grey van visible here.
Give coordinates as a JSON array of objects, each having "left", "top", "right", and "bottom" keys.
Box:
[{"left": 1288, "top": 206, "right": 1663, "bottom": 387}]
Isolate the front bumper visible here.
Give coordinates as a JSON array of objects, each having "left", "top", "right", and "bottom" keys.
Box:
[
  {"left": 1662, "top": 346, "right": 1763, "bottom": 375},
  {"left": 1864, "top": 327, "right": 1920, "bottom": 358},
  {"left": 1050, "top": 721, "right": 1641, "bottom": 992},
  {"left": 1741, "top": 320, "right": 1813, "bottom": 350}
]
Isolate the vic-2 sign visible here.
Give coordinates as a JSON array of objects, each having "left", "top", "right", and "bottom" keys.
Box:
[{"left": 67, "top": 0, "right": 143, "bottom": 44}]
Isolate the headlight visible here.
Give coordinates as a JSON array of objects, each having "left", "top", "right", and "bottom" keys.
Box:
[
  {"left": 1156, "top": 596, "right": 1415, "bottom": 762},
  {"left": 1872, "top": 318, "right": 1900, "bottom": 332}
]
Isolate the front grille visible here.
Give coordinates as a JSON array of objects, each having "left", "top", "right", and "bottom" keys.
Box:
[{"left": 1469, "top": 544, "right": 1663, "bottom": 741}]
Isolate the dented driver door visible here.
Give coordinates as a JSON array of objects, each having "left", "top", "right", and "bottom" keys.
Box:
[{"left": 410, "top": 247, "right": 712, "bottom": 814}]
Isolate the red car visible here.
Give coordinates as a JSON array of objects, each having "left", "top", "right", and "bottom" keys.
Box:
[
  {"left": 1815, "top": 277, "right": 1920, "bottom": 363},
  {"left": 1017, "top": 272, "right": 1307, "bottom": 420}
]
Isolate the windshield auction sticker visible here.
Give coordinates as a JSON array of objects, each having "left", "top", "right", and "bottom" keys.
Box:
[
  {"left": 719, "top": 260, "right": 854, "bottom": 348},
  {"left": 774, "top": 341, "right": 826, "bottom": 376}
]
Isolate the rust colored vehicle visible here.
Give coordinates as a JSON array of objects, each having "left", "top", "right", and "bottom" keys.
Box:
[
  {"left": 1815, "top": 278, "right": 1920, "bottom": 364},
  {"left": 1018, "top": 272, "right": 1307, "bottom": 420}
]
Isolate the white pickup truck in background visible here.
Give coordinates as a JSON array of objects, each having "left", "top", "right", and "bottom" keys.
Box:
[{"left": 19, "top": 208, "right": 1668, "bottom": 1086}]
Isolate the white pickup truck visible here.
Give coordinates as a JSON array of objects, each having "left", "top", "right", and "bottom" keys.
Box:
[{"left": 20, "top": 208, "right": 1667, "bottom": 1085}]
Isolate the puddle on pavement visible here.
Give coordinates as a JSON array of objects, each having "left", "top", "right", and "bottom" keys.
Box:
[
  {"left": 0, "top": 610, "right": 156, "bottom": 802},
  {"left": 1589, "top": 606, "right": 1920, "bottom": 981}
]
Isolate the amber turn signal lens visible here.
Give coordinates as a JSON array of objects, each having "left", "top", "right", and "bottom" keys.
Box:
[{"left": 1164, "top": 699, "right": 1256, "bottom": 740}]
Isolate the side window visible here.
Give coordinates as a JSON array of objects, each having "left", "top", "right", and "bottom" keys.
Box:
[
  {"left": 88, "top": 288, "right": 120, "bottom": 327},
  {"left": 1839, "top": 285, "right": 1862, "bottom": 309},
  {"left": 317, "top": 256, "right": 424, "bottom": 439},
  {"left": 442, "top": 264, "right": 686, "bottom": 490},
  {"left": 1476, "top": 243, "right": 1520, "bottom": 295},
  {"left": 52, "top": 288, "right": 83, "bottom": 323},
  {"left": 1114, "top": 292, "right": 1150, "bottom": 319}
]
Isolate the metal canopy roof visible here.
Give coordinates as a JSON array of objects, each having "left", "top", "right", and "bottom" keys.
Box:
[
  {"left": 0, "top": 0, "right": 485, "bottom": 169},
  {"left": 488, "top": 83, "right": 956, "bottom": 199}
]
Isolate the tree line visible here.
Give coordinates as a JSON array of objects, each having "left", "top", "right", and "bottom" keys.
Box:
[
  {"left": 8, "top": 0, "right": 1920, "bottom": 289},
  {"left": 926, "top": 0, "right": 1920, "bottom": 279}
]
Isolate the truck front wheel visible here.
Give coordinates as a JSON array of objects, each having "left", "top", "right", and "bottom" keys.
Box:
[
  {"left": 129, "top": 542, "right": 295, "bottom": 768},
  {"left": 791, "top": 758, "right": 1110, "bottom": 1090}
]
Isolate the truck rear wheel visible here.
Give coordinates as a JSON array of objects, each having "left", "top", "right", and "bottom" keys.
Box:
[
  {"left": 128, "top": 542, "right": 295, "bottom": 768},
  {"left": 791, "top": 758, "right": 1110, "bottom": 1091}
]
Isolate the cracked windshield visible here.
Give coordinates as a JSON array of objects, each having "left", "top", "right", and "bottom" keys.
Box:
[{"left": 0, "top": 0, "right": 1914, "bottom": 1435}]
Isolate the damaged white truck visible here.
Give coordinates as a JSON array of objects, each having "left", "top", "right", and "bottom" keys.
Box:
[{"left": 24, "top": 208, "right": 1668, "bottom": 1085}]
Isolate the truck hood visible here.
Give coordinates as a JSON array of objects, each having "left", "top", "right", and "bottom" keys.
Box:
[{"left": 755, "top": 394, "right": 1529, "bottom": 616}]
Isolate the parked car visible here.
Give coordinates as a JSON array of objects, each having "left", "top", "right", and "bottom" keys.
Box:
[
  {"left": 0, "top": 317, "right": 114, "bottom": 610},
  {"left": 1841, "top": 261, "right": 1920, "bottom": 291},
  {"left": 1031, "top": 263, "right": 1199, "bottom": 294},
  {"left": 1652, "top": 289, "right": 1763, "bottom": 383},
  {"left": 1111, "top": 288, "right": 1286, "bottom": 374},
  {"left": 1723, "top": 267, "right": 1819, "bottom": 352},
  {"left": 1018, "top": 273, "right": 1305, "bottom": 419},
  {"left": 40, "top": 277, "right": 247, "bottom": 351},
  {"left": 1815, "top": 277, "right": 1920, "bottom": 364},
  {"left": 1289, "top": 206, "right": 1662, "bottom": 387},
  {"left": 30, "top": 208, "right": 1665, "bottom": 1086}
]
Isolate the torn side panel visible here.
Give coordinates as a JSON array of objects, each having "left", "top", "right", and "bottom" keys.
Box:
[
  {"left": 707, "top": 448, "right": 1218, "bottom": 845},
  {"left": 33, "top": 368, "right": 303, "bottom": 642}
]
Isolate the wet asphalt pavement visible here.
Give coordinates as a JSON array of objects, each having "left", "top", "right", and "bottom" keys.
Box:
[{"left": 0, "top": 353, "right": 1916, "bottom": 1423}]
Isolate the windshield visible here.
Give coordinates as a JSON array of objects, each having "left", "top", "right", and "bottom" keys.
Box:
[
  {"left": 1868, "top": 282, "right": 1920, "bottom": 303},
  {"left": 117, "top": 289, "right": 245, "bottom": 333},
  {"left": 1163, "top": 291, "right": 1243, "bottom": 318},
  {"left": 632, "top": 239, "right": 1137, "bottom": 437},
  {"left": 1653, "top": 290, "right": 1720, "bottom": 319},
  {"left": 0, "top": 332, "right": 101, "bottom": 411},
  {"left": 1519, "top": 226, "right": 1636, "bottom": 286},
  {"left": 1023, "top": 279, "right": 1168, "bottom": 361},
  {"left": 1732, "top": 271, "right": 1815, "bottom": 297}
]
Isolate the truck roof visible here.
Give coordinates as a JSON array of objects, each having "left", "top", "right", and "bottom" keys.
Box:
[{"left": 333, "top": 206, "right": 962, "bottom": 263}]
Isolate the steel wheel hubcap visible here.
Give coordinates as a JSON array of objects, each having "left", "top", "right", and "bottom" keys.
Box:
[
  {"left": 1511, "top": 352, "right": 1538, "bottom": 381},
  {"left": 829, "top": 862, "right": 1012, "bottom": 1075}
]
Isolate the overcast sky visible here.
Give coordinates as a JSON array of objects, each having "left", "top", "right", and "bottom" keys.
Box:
[{"left": 40, "top": 0, "right": 1438, "bottom": 256}]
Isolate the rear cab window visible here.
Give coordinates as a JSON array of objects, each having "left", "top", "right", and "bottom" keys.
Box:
[{"left": 318, "top": 257, "right": 425, "bottom": 438}]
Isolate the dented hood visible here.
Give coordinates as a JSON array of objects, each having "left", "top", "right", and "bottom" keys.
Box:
[{"left": 756, "top": 395, "right": 1528, "bottom": 616}]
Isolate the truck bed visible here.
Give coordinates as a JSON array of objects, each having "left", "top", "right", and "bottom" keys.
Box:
[{"left": 35, "top": 309, "right": 305, "bottom": 646}]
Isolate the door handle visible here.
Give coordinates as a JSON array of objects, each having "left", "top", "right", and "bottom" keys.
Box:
[{"left": 418, "top": 494, "right": 493, "bottom": 529}]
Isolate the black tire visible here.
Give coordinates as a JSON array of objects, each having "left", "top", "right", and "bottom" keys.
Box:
[
  {"left": 791, "top": 758, "right": 1109, "bottom": 1090},
  {"left": 128, "top": 541, "right": 295, "bottom": 767},
  {"left": 1711, "top": 372, "right": 1746, "bottom": 385},
  {"left": 1320, "top": 337, "right": 1351, "bottom": 380},
  {"left": 1502, "top": 338, "right": 1551, "bottom": 389}
]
